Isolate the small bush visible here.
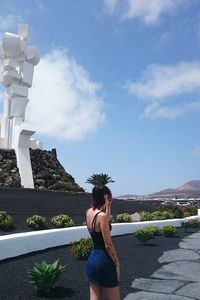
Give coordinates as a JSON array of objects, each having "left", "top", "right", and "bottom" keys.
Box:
[
  {"left": 183, "top": 204, "right": 198, "bottom": 217},
  {"left": 51, "top": 214, "right": 75, "bottom": 228},
  {"left": 161, "top": 211, "right": 174, "bottom": 219},
  {"left": 143, "top": 225, "right": 162, "bottom": 235},
  {"left": 162, "top": 225, "right": 176, "bottom": 236},
  {"left": 183, "top": 211, "right": 190, "bottom": 217},
  {"left": 26, "top": 215, "right": 47, "bottom": 230},
  {"left": 182, "top": 219, "right": 200, "bottom": 232},
  {"left": 116, "top": 213, "right": 132, "bottom": 223},
  {"left": 150, "top": 211, "right": 171, "bottom": 220},
  {"left": 0, "top": 210, "right": 13, "bottom": 230},
  {"left": 28, "top": 259, "right": 66, "bottom": 293},
  {"left": 156, "top": 204, "right": 184, "bottom": 219},
  {"left": 70, "top": 237, "right": 93, "bottom": 260},
  {"left": 135, "top": 228, "right": 154, "bottom": 244},
  {"left": 139, "top": 211, "right": 153, "bottom": 221}
]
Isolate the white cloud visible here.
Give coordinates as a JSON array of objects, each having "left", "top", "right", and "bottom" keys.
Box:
[
  {"left": 103, "top": 0, "right": 118, "bottom": 14},
  {"left": 123, "top": 0, "right": 179, "bottom": 24},
  {"left": 125, "top": 61, "right": 200, "bottom": 119},
  {"left": 127, "top": 62, "right": 200, "bottom": 99},
  {"left": 102, "top": 0, "right": 184, "bottom": 24},
  {"left": 143, "top": 100, "right": 200, "bottom": 119},
  {"left": 28, "top": 49, "right": 105, "bottom": 141},
  {"left": 0, "top": 15, "right": 21, "bottom": 31}
]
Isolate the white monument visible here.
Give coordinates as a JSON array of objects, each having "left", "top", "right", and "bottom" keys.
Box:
[{"left": 0, "top": 24, "right": 42, "bottom": 188}]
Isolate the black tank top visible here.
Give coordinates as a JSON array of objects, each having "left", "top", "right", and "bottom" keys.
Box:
[{"left": 87, "top": 211, "right": 112, "bottom": 250}]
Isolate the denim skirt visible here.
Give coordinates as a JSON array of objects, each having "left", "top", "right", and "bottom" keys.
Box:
[{"left": 86, "top": 249, "right": 119, "bottom": 288}]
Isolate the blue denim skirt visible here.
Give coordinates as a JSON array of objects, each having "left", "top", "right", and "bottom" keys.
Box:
[{"left": 86, "top": 249, "right": 119, "bottom": 288}]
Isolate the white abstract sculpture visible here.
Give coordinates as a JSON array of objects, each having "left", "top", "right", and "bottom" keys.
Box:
[{"left": 0, "top": 24, "right": 42, "bottom": 188}]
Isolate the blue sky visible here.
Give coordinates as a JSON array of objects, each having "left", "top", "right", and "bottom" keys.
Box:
[{"left": 0, "top": 0, "right": 200, "bottom": 196}]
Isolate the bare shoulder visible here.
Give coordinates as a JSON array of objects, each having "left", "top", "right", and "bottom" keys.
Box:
[
  {"left": 98, "top": 212, "right": 108, "bottom": 223},
  {"left": 86, "top": 208, "right": 93, "bottom": 215}
]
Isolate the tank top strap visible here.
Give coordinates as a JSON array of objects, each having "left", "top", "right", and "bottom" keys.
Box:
[{"left": 91, "top": 211, "right": 101, "bottom": 231}]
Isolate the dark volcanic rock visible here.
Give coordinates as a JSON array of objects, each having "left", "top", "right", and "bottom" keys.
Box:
[
  {"left": 0, "top": 148, "right": 84, "bottom": 192},
  {"left": 30, "top": 148, "right": 84, "bottom": 192},
  {"left": 0, "top": 150, "right": 21, "bottom": 188}
]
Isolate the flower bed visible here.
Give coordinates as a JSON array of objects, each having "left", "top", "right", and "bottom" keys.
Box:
[{"left": 0, "top": 228, "right": 198, "bottom": 299}]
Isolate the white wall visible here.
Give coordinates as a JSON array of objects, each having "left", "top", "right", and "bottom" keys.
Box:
[{"left": 0, "top": 215, "right": 200, "bottom": 261}]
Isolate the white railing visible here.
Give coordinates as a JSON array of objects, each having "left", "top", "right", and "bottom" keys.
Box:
[{"left": 0, "top": 214, "right": 200, "bottom": 261}]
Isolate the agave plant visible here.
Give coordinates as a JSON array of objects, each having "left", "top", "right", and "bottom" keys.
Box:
[
  {"left": 28, "top": 259, "right": 66, "bottom": 293},
  {"left": 86, "top": 173, "right": 114, "bottom": 187}
]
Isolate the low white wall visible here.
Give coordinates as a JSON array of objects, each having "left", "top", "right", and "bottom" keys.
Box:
[
  {"left": 111, "top": 215, "right": 200, "bottom": 236},
  {"left": 0, "top": 215, "right": 200, "bottom": 261}
]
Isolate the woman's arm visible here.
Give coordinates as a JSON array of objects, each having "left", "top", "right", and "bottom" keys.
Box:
[{"left": 100, "top": 214, "right": 120, "bottom": 279}]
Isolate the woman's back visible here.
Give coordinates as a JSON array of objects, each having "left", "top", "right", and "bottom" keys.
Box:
[
  {"left": 86, "top": 209, "right": 106, "bottom": 250},
  {"left": 86, "top": 208, "right": 102, "bottom": 231}
]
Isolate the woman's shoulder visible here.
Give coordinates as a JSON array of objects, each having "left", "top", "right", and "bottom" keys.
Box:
[
  {"left": 86, "top": 208, "right": 93, "bottom": 214},
  {"left": 98, "top": 211, "right": 108, "bottom": 221},
  {"left": 86, "top": 209, "right": 107, "bottom": 220}
]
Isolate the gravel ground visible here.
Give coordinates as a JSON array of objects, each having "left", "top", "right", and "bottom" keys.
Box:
[{"left": 0, "top": 227, "right": 198, "bottom": 300}]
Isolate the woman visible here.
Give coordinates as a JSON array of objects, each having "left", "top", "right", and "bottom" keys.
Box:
[{"left": 86, "top": 185, "right": 121, "bottom": 300}]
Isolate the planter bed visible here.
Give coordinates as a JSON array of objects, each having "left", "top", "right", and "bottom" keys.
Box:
[
  {"left": 0, "top": 227, "right": 199, "bottom": 300},
  {"left": 1, "top": 215, "right": 199, "bottom": 261}
]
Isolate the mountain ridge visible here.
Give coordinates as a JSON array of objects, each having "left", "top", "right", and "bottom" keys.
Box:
[{"left": 116, "top": 180, "right": 200, "bottom": 200}]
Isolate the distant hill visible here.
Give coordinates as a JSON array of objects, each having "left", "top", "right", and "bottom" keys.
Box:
[
  {"left": 177, "top": 180, "right": 200, "bottom": 191},
  {"left": 149, "top": 180, "right": 200, "bottom": 199},
  {"left": 117, "top": 180, "right": 200, "bottom": 200}
]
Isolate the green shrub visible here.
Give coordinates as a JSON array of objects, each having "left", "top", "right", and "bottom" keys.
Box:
[
  {"left": 143, "top": 225, "right": 162, "bottom": 235},
  {"left": 161, "top": 211, "right": 174, "bottom": 219},
  {"left": 139, "top": 211, "right": 153, "bottom": 221},
  {"left": 150, "top": 210, "right": 174, "bottom": 221},
  {"left": 135, "top": 228, "right": 154, "bottom": 244},
  {"left": 183, "top": 212, "right": 190, "bottom": 217},
  {"left": 156, "top": 204, "right": 184, "bottom": 219},
  {"left": 26, "top": 215, "right": 47, "bottom": 230},
  {"left": 0, "top": 210, "right": 13, "bottom": 230},
  {"left": 28, "top": 259, "right": 66, "bottom": 293},
  {"left": 150, "top": 211, "right": 170, "bottom": 220},
  {"left": 162, "top": 225, "right": 176, "bottom": 236},
  {"left": 183, "top": 204, "right": 198, "bottom": 217},
  {"left": 182, "top": 219, "right": 200, "bottom": 231},
  {"left": 70, "top": 237, "right": 93, "bottom": 260},
  {"left": 116, "top": 213, "right": 132, "bottom": 223},
  {"left": 51, "top": 214, "right": 75, "bottom": 228}
]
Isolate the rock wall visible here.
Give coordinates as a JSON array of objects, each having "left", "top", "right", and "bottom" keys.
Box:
[
  {"left": 0, "top": 148, "right": 84, "bottom": 192},
  {"left": 0, "top": 150, "right": 21, "bottom": 187},
  {"left": 30, "top": 148, "right": 83, "bottom": 192}
]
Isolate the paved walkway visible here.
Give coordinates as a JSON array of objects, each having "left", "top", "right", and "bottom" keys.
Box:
[{"left": 124, "top": 231, "right": 200, "bottom": 300}]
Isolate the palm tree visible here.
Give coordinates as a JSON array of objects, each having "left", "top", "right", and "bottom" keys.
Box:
[{"left": 86, "top": 173, "right": 115, "bottom": 187}]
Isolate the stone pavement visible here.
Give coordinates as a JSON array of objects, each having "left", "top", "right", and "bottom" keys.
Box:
[{"left": 124, "top": 231, "right": 200, "bottom": 300}]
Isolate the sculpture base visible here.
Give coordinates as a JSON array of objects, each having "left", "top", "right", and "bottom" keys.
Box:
[{"left": 0, "top": 148, "right": 84, "bottom": 192}]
